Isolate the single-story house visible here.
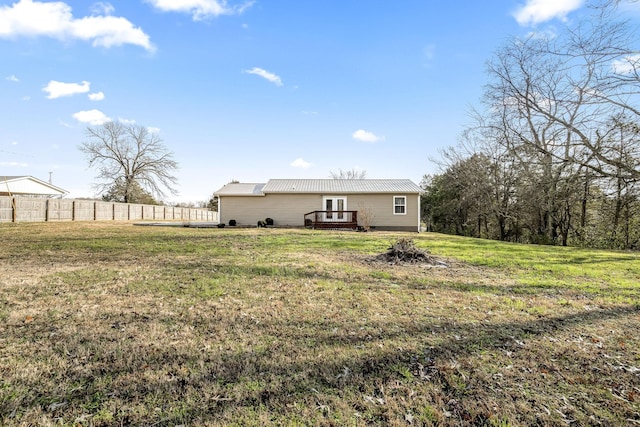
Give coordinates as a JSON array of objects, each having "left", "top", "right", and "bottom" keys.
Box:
[
  {"left": 214, "top": 179, "right": 422, "bottom": 232},
  {"left": 0, "top": 175, "right": 68, "bottom": 198}
]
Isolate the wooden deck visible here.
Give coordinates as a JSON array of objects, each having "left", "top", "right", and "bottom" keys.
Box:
[{"left": 304, "top": 210, "right": 358, "bottom": 230}]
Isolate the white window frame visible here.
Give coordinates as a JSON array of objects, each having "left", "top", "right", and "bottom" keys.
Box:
[
  {"left": 322, "top": 196, "right": 348, "bottom": 221},
  {"left": 393, "top": 195, "right": 406, "bottom": 215}
]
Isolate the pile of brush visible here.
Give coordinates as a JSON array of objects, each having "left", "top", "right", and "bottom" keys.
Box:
[{"left": 374, "top": 238, "right": 445, "bottom": 265}]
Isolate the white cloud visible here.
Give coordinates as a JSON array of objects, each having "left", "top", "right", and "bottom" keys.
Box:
[
  {"left": 613, "top": 54, "right": 640, "bottom": 75},
  {"left": 525, "top": 26, "right": 558, "bottom": 40},
  {"left": 90, "top": 2, "right": 115, "bottom": 16},
  {"left": 118, "top": 118, "right": 136, "bottom": 124},
  {"left": 148, "top": 126, "right": 161, "bottom": 134},
  {"left": 72, "top": 15, "right": 155, "bottom": 50},
  {"left": 244, "top": 67, "right": 283, "bottom": 86},
  {"left": 0, "top": 0, "right": 154, "bottom": 51},
  {"left": 43, "top": 80, "right": 90, "bottom": 99},
  {"left": 145, "top": 0, "right": 254, "bottom": 20},
  {"left": 72, "top": 109, "right": 111, "bottom": 125},
  {"left": 88, "top": 91, "right": 105, "bottom": 101},
  {"left": 352, "top": 129, "right": 384, "bottom": 143},
  {"left": 6, "top": 74, "right": 19, "bottom": 82},
  {"left": 290, "top": 158, "right": 311, "bottom": 169},
  {"left": 0, "top": 161, "right": 28, "bottom": 167},
  {"left": 513, "top": 0, "right": 583, "bottom": 26}
]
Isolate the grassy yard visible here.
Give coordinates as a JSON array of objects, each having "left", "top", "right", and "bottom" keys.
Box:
[{"left": 0, "top": 222, "right": 639, "bottom": 426}]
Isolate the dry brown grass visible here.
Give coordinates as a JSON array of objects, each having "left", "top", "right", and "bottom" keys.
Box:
[{"left": 0, "top": 222, "right": 639, "bottom": 426}]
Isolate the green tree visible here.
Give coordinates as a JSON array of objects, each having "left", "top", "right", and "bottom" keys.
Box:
[
  {"left": 101, "top": 178, "right": 159, "bottom": 205},
  {"left": 205, "top": 194, "right": 218, "bottom": 211},
  {"left": 422, "top": 154, "right": 495, "bottom": 238}
]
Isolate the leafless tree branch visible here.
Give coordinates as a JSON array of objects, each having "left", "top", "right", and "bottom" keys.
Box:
[{"left": 79, "top": 122, "right": 178, "bottom": 203}]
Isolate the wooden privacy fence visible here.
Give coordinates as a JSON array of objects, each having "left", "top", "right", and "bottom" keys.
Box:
[{"left": 0, "top": 196, "right": 217, "bottom": 223}]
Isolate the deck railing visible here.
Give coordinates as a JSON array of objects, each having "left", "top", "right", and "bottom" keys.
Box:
[{"left": 304, "top": 210, "right": 358, "bottom": 230}]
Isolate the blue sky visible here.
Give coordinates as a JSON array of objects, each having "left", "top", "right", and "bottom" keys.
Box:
[{"left": 1, "top": 0, "right": 632, "bottom": 203}]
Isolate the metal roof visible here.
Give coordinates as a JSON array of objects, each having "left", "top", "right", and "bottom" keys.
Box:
[
  {"left": 213, "top": 183, "right": 266, "bottom": 196},
  {"left": 262, "top": 179, "right": 421, "bottom": 194}
]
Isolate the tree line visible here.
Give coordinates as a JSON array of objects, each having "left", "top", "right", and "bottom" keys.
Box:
[{"left": 422, "top": 1, "right": 640, "bottom": 249}]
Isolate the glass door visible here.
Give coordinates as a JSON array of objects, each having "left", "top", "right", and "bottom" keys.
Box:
[{"left": 323, "top": 197, "right": 347, "bottom": 221}]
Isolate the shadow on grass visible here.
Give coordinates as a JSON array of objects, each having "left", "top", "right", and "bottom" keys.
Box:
[
  {"left": 163, "top": 304, "right": 640, "bottom": 424},
  {"left": 4, "top": 303, "right": 639, "bottom": 425}
]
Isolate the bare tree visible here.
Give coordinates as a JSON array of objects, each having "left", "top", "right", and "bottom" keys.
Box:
[
  {"left": 459, "top": 120, "right": 524, "bottom": 241},
  {"left": 80, "top": 122, "right": 178, "bottom": 203},
  {"left": 424, "top": 0, "right": 640, "bottom": 247},
  {"left": 465, "top": 0, "right": 640, "bottom": 245},
  {"left": 329, "top": 168, "right": 367, "bottom": 179},
  {"left": 484, "top": 1, "right": 640, "bottom": 182}
]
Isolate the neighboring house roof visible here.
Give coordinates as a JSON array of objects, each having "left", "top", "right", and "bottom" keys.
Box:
[
  {"left": 0, "top": 175, "right": 68, "bottom": 196},
  {"left": 215, "top": 179, "right": 421, "bottom": 196}
]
